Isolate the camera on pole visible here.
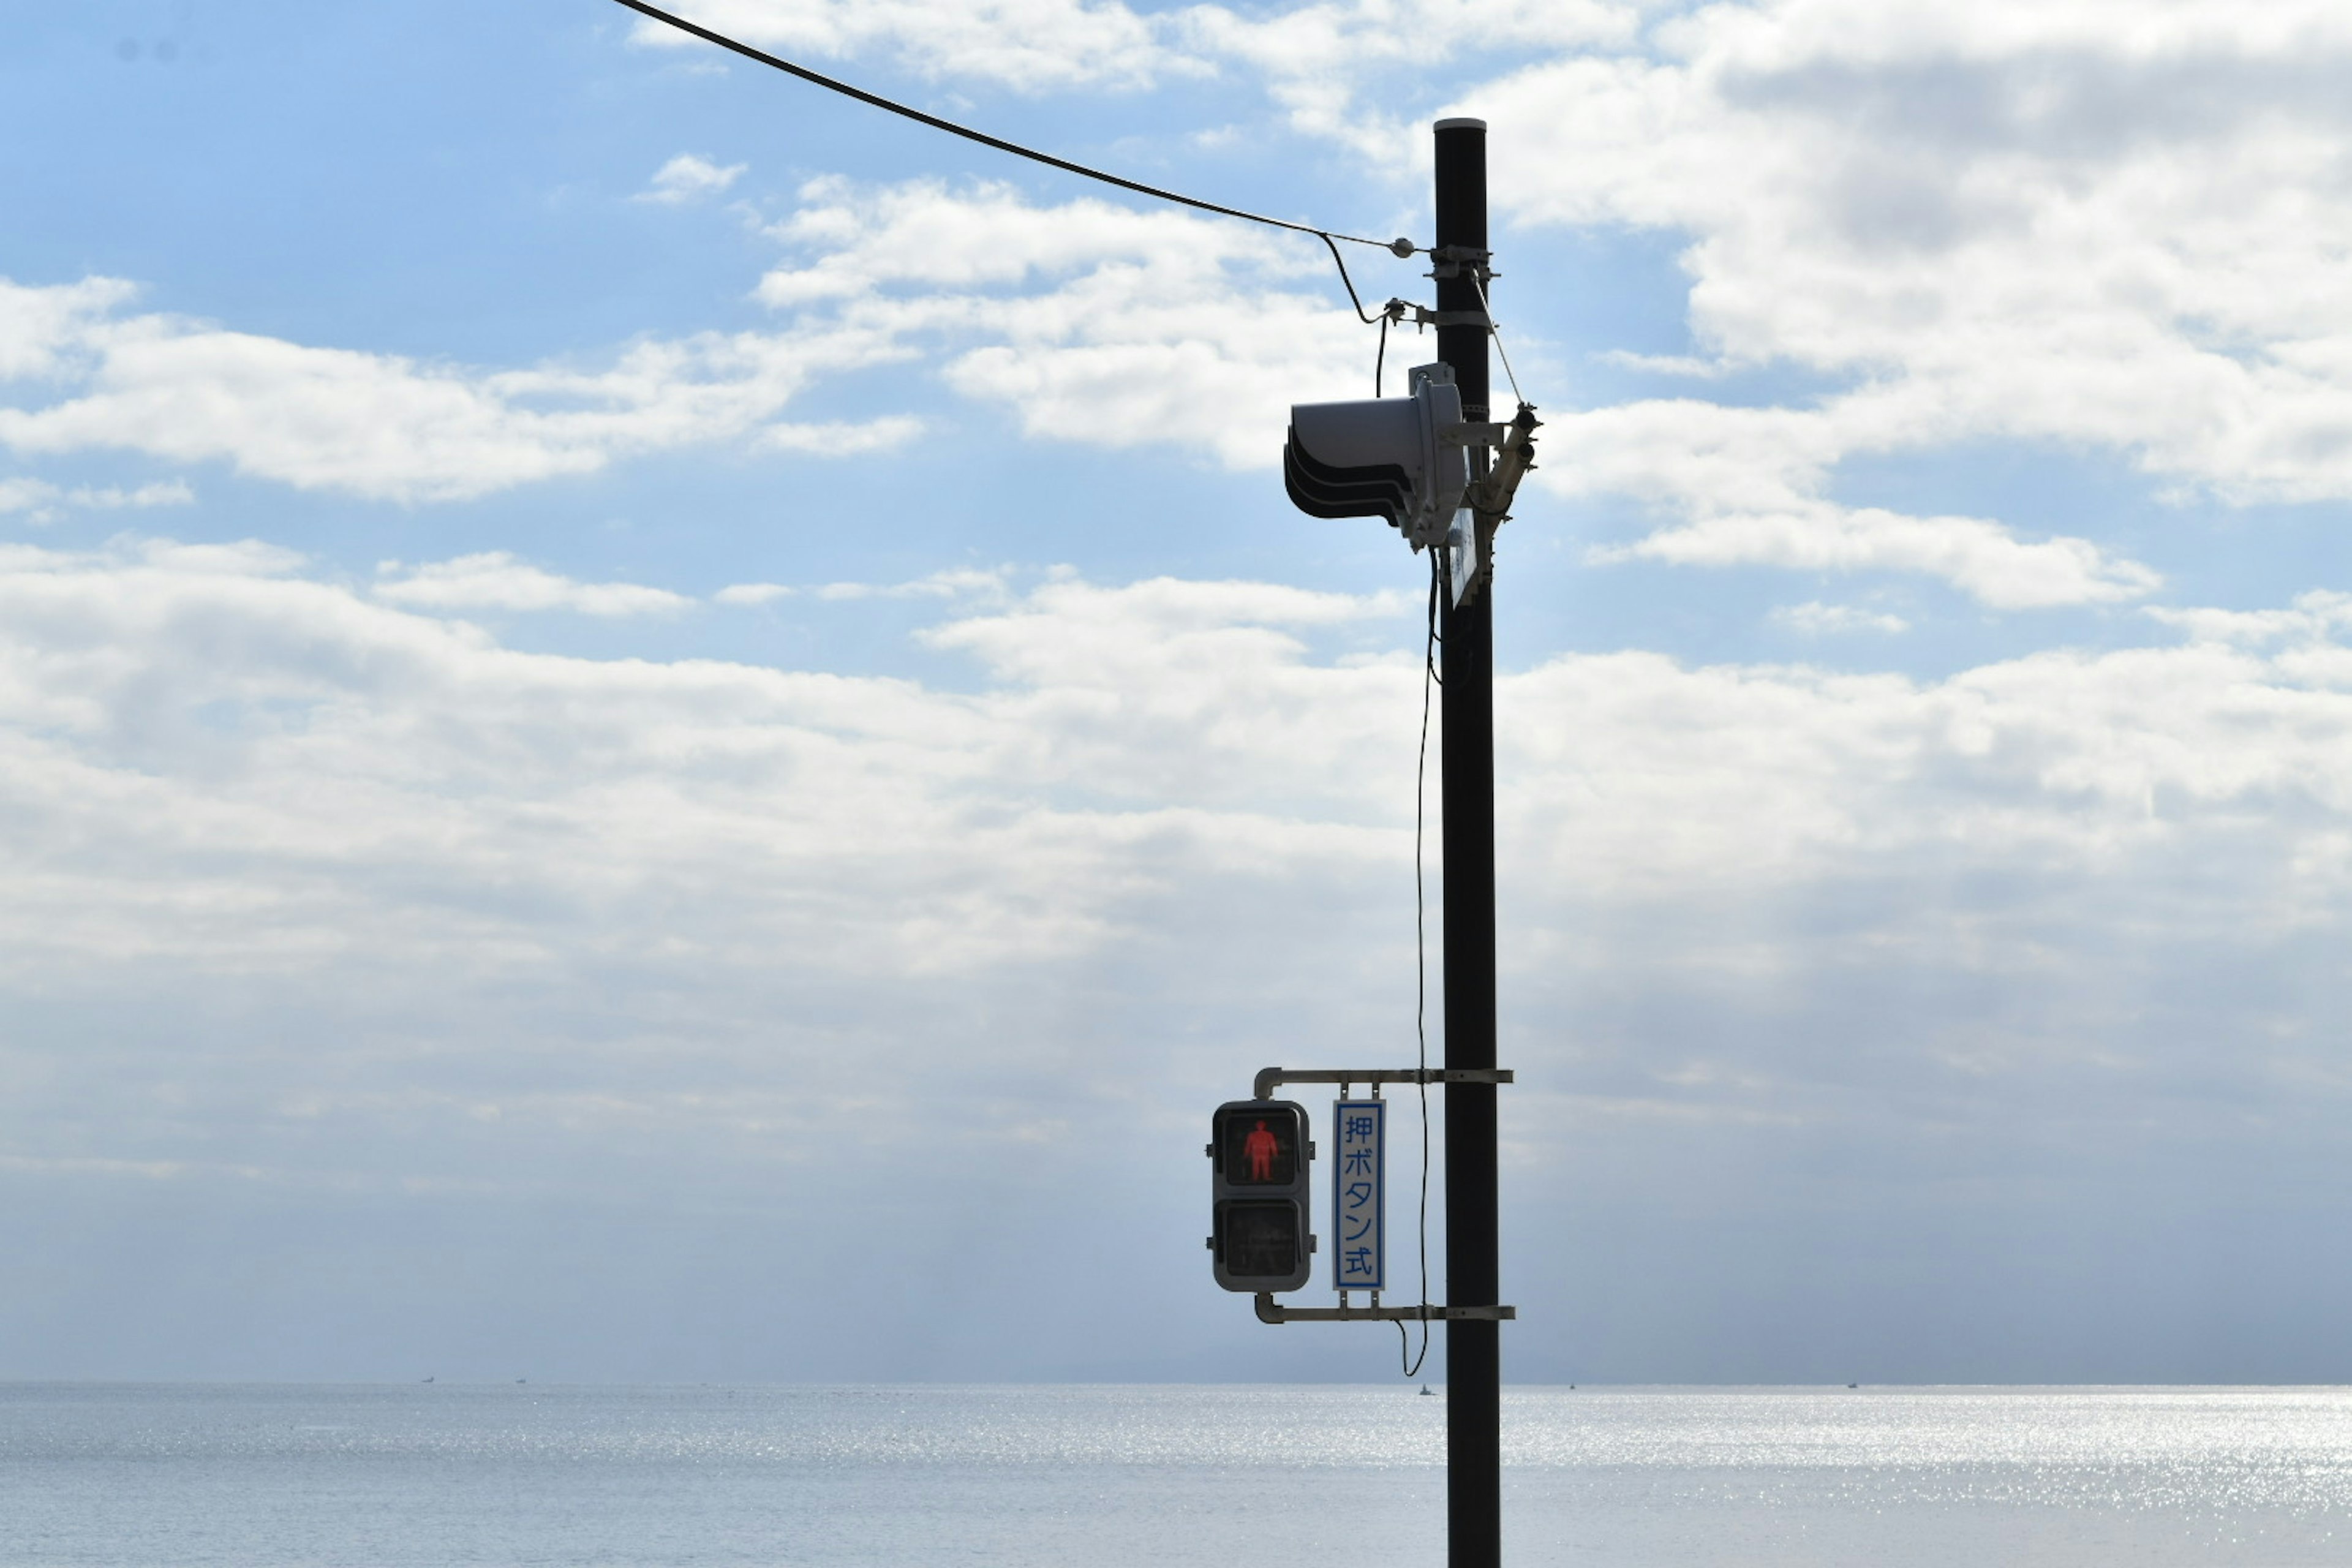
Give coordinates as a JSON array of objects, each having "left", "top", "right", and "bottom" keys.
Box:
[{"left": 1207, "top": 1100, "right": 1313, "bottom": 1292}]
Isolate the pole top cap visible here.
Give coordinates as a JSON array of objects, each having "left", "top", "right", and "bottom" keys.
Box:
[{"left": 1434, "top": 117, "right": 1488, "bottom": 132}]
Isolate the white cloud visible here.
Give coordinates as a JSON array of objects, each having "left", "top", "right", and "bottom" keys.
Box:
[
  {"left": 757, "top": 179, "right": 1379, "bottom": 467},
  {"left": 723, "top": 567, "right": 1016, "bottom": 609},
  {"left": 129, "top": 535, "right": 308, "bottom": 576},
  {"left": 0, "top": 477, "right": 190, "bottom": 524},
  {"left": 1556, "top": 399, "right": 2161, "bottom": 607},
  {"left": 9, "top": 538, "right": 2352, "bottom": 1373},
  {"left": 0, "top": 274, "right": 134, "bottom": 379},
  {"left": 816, "top": 566, "right": 1013, "bottom": 602},
  {"left": 1773, "top": 600, "right": 1909, "bottom": 635},
  {"left": 626, "top": 0, "right": 1178, "bottom": 91},
  {"left": 603, "top": 0, "right": 2352, "bottom": 590},
  {"left": 1175, "top": 0, "right": 1639, "bottom": 155},
  {"left": 1482, "top": 0, "right": 2352, "bottom": 503},
  {"left": 693, "top": 4, "right": 2268, "bottom": 602},
  {"left": 1487, "top": 634, "right": 2352, "bottom": 968},
  {"left": 715, "top": 581, "right": 796, "bottom": 606},
  {"left": 31, "top": 4, "right": 2352, "bottom": 611},
  {"left": 1602, "top": 502, "right": 2159, "bottom": 609},
  {"left": 625, "top": 0, "right": 1634, "bottom": 153},
  {"left": 0, "top": 545, "right": 1433, "bottom": 1041},
  {"left": 2, "top": 540, "right": 2349, "bottom": 1082},
  {"left": 374, "top": 552, "right": 693, "bottom": 617},
  {"left": 19, "top": 0, "right": 2352, "bottom": 1379},
  {"left": 0, "top": 277, "right": 894, "bottom": 503},
  {"left": 755, "top": 414, "right": 925, "bottom": 454},
  {"left": 2146, "top": 590, "right": 2352, "bottom": 647},
  {"left": 636, "top": 153, "right": 747, "bottom": 204},
  {"left": 0, "top": 178, "right": 1381, "bottom": 501}
]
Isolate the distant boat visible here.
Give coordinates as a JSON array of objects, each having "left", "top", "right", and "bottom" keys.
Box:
[
  {"left": 1847, "top": 1383, "right": 1859, "bottom": 1389},
  {"left": 516, "top": 1378, "right": 527, "bottom": 1385},
  {"left": 1419, "top": 1385, "right": 1434, "bottom": 1396},
  {"left": 420, "top": 1376, "right": 434, "bottom": 1384}
]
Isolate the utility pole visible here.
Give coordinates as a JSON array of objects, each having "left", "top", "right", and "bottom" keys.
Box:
[
  {"left": 1434, "top": 116, "right": 1501, "bottom": 1568},
  {"left": 1250, "top": 109, "right": 1526, "bottom": 1568}
]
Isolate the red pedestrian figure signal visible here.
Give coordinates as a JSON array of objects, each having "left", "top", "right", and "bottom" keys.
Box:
[
  {"left": 1208, "top": 1100, "right": 1313, "bottom": 1292},
  {"left": 1245, "top": 1120, "right": 1279, "bottom": 1182},
  {"left": 1215, "top": 1102, "right": 1297, "bottom": 1187}
]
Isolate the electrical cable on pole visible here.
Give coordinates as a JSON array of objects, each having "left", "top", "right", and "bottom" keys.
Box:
[
  {"left": 609, "top": 0, "right": 1420, "bottom": 305},
  {"left": 1398, "top": 545, "right": 1441, "bottom": 1381}
]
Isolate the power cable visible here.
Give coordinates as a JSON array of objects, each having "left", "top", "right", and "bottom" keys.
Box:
[
  {"left": 1323, "top": 236, "right": 1391, "bottom": 324},
  {"left": 1398, "top": 546, "right": 1441, "bottom": 1381},
  {"left": 612, "top": 0, "right": 1415, "bottom": 268}
]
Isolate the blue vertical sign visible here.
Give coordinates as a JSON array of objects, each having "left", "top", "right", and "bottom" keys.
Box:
[{"left": 1332, "top": 1098, "right": 1385, "bottom": 1292}]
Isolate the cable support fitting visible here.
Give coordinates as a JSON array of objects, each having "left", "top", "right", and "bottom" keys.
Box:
[
  {"left": 1427, "top": 244, "right": 1495, "bottom": 281},
  {"left": 1464, "top": 402, "right": 1542, "bottom": 530},
  {"left": 1395, "top": 304, "right": 1492, "bottom": 330}
]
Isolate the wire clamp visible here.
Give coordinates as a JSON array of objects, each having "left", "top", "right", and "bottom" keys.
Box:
[{"left": 1427, "top": 244, "right": 1495, "bottom": 281}]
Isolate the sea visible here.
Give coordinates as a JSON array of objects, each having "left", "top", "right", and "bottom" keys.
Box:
[{"left": 5, "top": 1383, "right": 2350, "bottom": 1566}]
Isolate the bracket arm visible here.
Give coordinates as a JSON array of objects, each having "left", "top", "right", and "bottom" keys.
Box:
[
  {"left": 1253, "top": 1065, "right": 1514, "bottom": 1100},
  {"left": 1255, "top": 1295, "right": 1516, "bottom": 1324}
]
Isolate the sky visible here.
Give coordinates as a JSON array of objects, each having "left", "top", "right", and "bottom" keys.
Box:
[{"left": 4, "top": 0, "right": 2352, "bottom": 1385}]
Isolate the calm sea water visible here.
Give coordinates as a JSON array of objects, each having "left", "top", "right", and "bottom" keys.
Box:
[{"left": 5, "top": 1383, "right": 2350, "bottom": 1566}]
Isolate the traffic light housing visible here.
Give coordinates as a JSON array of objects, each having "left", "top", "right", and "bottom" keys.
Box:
[
  {"left": 1207, "top": 1099, "right": 1313, "bottom": 1292},
  {"left": 1283, "top": 364, "right": 1471, "bottom": 551}
]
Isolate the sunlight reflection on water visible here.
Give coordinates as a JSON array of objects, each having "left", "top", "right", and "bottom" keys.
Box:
[{"left": 4, "top": 1383, "right": 2348, "bottom": 1566}]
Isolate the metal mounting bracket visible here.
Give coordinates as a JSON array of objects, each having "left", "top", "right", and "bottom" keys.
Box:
[
  {"left": 1464, "top": 402, "right": 1542, "bottom": 523},
  {"left": 1253, "top": 1065, "right": 1514, "bottom": 1100},
  {"left": 1381, "top": 302, "right": 1493, "bottom": 331},
  {"left": 1427, "top": 244, "right": 1495, "bottom": 282},
  {"left": 1256, "top": 1295, "right": 1516, "bottom": 1324}
]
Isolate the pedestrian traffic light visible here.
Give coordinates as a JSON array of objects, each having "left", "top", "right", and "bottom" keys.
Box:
[
  {"left": 1207, "top": 1099, "right": 1313, "bottom": 1292},
  {"left": 1283, "top": 364, "right": 1471, "bottom": 550}
]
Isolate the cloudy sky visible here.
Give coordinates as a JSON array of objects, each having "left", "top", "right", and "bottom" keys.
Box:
[{"left": 6, "top": 0, "right": 2352, "bottom": 1384}]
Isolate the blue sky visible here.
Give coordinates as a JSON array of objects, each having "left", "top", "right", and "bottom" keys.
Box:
[{"left": 6, "top": 0, "right": 2352, "bottom": 1384}]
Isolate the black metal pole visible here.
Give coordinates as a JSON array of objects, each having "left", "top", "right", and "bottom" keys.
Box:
[{"left": 1435, "top": 116, "right": 1499, "bottom": 1568}]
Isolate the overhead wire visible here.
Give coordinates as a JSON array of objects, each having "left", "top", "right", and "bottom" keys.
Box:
[
  {"left": 612, "top": 0, "right": 1412, "bottom": 267},
  {"left": 1322, "top": 236, "right": 1391, "bottom": 324}
]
